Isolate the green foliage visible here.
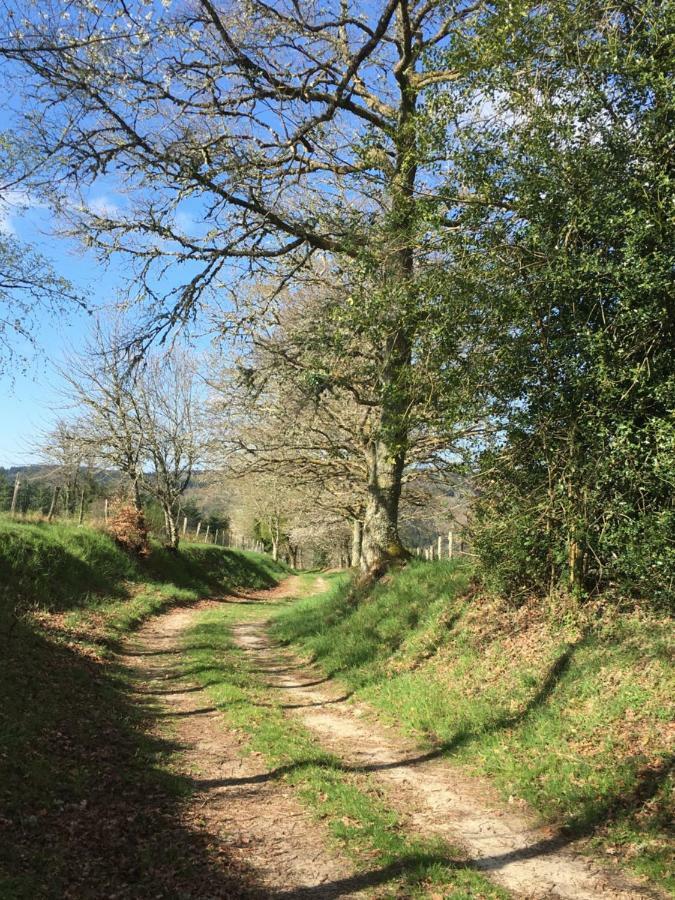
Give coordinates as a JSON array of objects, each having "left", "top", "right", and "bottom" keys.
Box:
[
  {"left": 274, "top": 564, "right": 674, "bottom": 891},
  {"left": 442, "top": 0, "right": 675, "bottom": 605}
]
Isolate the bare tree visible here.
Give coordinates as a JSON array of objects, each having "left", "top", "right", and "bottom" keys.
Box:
[
  {"left": 60, "top": 328, "right": 202, "bottom": 550},
  {"left": 2, "top": 0, "right": 486, "bottom": 575},
  {"left": 59, "top": 323, "right": 146, "bottom": 510},
  {"left": 227, "top": 473, "right": 296, "bottom": 562},
  {"left": 38, "top": 419, "right": 90, "bottom": 518},
  {"left": 209, "top": 283, "right": 474, "bottom": 571},
  {"left": 136, "top": 355, "right": 201, "bottom": 551},
  {"left": 0, "top": 134, "right": 85, "bottom": 380}
]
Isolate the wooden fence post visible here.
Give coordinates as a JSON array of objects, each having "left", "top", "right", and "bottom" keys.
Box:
[
  {"left": 182, "top": 516, "right": 188, "bottom": 536},
  {"left": 195, "top": 521, "right": 201, "bottom": 540},
  {"left": 10, "top": 474, "right": 20, "bottom": 518},
  {"left": 47, "top": 485, "right": 60, "bottom": 523},
  {"left": 448, "top": 531, "right": 454, "bottom": 559},
  {"left": 204, "top": 524, "right": 210, "bottom": 543},
  {"left": 104, "top": 497, "right": 109, "bottom": 524},
  {"left": 438, "top": 535, "right": 442, "bottom": 559}
]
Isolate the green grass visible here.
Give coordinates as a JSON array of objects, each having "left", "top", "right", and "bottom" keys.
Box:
[
  {"left": 272, "top": 561, "right": 674, "bottom": 893},
  {"left": 183, "top": 599, "right": 508, "bottom": 899},
  {"left": 0, "top": 517, "right": 287, "bottom": 651},
  {"left": 0, "top": 518, "right": 288, "bottom": 898}
]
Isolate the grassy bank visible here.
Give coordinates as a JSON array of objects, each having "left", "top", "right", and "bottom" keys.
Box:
[
  {"left": 0, "top": 517, "right": 286, "bottom": 651},
  {"left": 272, "top": 561, "right": 674, "bottom": 892},
  {"left": 183, "top": 599, "right": 507, "bottom": 899},
  {"left": 0, "top": 518, "right": 287, "bottom": 898}
]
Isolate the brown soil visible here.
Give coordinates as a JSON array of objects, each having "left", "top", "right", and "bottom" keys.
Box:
[
  {"left": 120, "top": 576, "right": 665, "bottom": 900},
  {"left": 120, "top": 598, "right": 369, "bottom": 899}
]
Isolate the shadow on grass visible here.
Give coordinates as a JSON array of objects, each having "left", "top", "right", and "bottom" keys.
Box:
[
  {"left": 562, "top": 751, "right": 674, "bottom": 838},
  {"left": 1, "top": 540, "right": 133, "bottom": 615},
  {"left": 270, "top": 852, "right": 472, "bottom": 898},
  {"left": 195, "top": 634, "right": 674, "bottom": 849},
  {"left": 142, "top": 545, "right": 285, "bottom": 595},
  {"left": 0, "top": 521, "right": 286, "bottom": 625},
  {"left": 0, "top": 618, "right": 264, "bottom": 900}
]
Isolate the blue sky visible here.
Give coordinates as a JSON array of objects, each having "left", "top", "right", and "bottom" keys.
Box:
[
  {"left": 0, "top": 183, "right": 221, "bottom": 466},
  {"left": 0, "top": 74, "right": 224, "bottom": 469},
  {"left": 0, "top": 187, "right": 129, "bottom": 466},
  {"left": 1, "top": 48, "right": 136, "bottom": 467}
]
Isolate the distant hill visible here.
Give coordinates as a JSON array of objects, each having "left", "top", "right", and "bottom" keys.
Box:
[{"left": 0, "top": 465, "right": 120, "bottom": 486}]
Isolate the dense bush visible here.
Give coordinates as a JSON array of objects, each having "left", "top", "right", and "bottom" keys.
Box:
[{"left": 462, "top": 0, "right": 674, "bottom": 607}]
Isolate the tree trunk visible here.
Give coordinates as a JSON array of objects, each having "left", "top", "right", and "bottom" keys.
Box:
[
  {"left": 358, "top": 34, "right": 417, "bottom": 579},
  {"left": 360, "top": 438, "right": 407, "bottom": 575},
  {"left": 47, "top": 485, "right": 60, "bottom": 523},
  {"left": 164, "top": 504, "right": 180, "bottom": 552},
  {"left": 568, "top": 537, "right": 581, "bottom": 593},
  {"left": 351, "top": 519, "right": 363, "bottom": 569},
  {"left": 78, "top": 488, "right": 85, "bottom": 526},
  {"left": 132, "top": 478, "right": 142, "bottom": 512},
  {"left": 10, "top": 474, "right": 21, "bottom": 518},
  {"left": 271, "top": 516, "right": 281, "bottom": 561}
]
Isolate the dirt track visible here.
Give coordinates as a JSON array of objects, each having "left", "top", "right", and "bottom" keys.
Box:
[
  {"left": 120, "top": 595, "right": 368, "bottom": 899},
  {"left": 120, "top": 577, "right": 660, "bottom": 900}
]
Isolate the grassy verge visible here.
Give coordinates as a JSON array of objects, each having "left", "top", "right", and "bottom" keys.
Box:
[
  {"left": 0, "top": 517, "right": 287, "bottom": 652},
  {"left": 183, "top": 599, "right": 508, "bottom": 899},
  {"left": 0, "top": 518, "right": 287, "bottom": 898},
  {"left": 272, "top": 561, "right": 674, "bottom": 893}
]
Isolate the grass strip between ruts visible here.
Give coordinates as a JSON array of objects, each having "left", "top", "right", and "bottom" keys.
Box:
[{"left": 183, "top": 601, "right": 509, "bottom": 900}]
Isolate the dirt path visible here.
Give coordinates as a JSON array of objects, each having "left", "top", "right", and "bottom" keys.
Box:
[
  {"left": 228, "top": 578, "right": 660, "bottom": 900},
  {"left": 120, "top": 595, "right": 369, "bottom": 899}
]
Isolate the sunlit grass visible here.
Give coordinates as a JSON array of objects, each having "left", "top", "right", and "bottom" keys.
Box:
[
  {"left": 183, "top": 599, "right": 507, "bottom": 899},
  {"left": 273, "top": 563, "right": 674, "bottom": 892}
]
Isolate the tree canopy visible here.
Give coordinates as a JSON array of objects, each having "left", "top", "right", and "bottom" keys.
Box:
[{"left": 1, "top": 0, "right": 672, "bottom": 601}]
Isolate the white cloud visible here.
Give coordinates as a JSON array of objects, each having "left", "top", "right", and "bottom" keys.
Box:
[
  {"left": 174, "top": 210, "right": 196, "bottom": 233},
  {"left": 0, "top": 188, "right": 53, "bottom": 236},
  {"left": 0, "top": 188, "right": 37, "bottom": 235},
  {"left": 89, "top": 194, "right": 123, "bottom": 218}
]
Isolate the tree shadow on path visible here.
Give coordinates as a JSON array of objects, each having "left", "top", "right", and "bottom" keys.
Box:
[{"left": 0, "top": 619, "right": 266, "bottom": 899}]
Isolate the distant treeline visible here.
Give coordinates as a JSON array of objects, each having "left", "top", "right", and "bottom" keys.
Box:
[{"left": 0, "top": 468, "right": 227, "bottom": 537}]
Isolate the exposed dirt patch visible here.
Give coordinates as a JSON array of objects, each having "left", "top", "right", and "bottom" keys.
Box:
[
  {"left": 229, "top": 585, "right": 663, "bottom": 900},
  {"left": 120, "top": 592, "right": 369, "bottom": 899}
]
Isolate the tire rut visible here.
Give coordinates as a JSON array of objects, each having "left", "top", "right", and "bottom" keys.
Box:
[
  {"left": 119, "top": 600, "right": 369, "bottom": 899},
  {"left": 229, "top": 590, "right": 662, "bottom": 900}
]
